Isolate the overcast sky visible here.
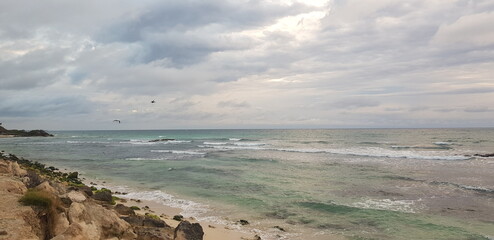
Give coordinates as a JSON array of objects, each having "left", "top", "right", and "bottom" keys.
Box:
[{"left": 1, "top": 0, "right": 493, "bottom": 130}]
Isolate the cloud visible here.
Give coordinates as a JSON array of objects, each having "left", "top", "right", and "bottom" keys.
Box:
[
  {"left": 432, "top": 11, "right": 494, "bottom": 48},
  {"left": 0, "top": 95, "right": 92, "bottom": 117},
  {"left": 464, "top": 107, "right": 491, "bottom": 113},
  {"left": 217, "top": 100, "right": 250, "bottom": 108},
  {"left": 96, "top": 0, "right": 314, "bottom": 66},
  {"left": 0, "top": 46, "right": 68, "bottom": 90},
  {"left": 331, "top": 98, "right": 380, "bottom": 109},
  {"left": 1, "top": 0, "right": 493, "bottom": 129}
]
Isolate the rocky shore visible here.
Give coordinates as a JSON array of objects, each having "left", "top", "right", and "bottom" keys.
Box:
[
  {"left": 0, "top": 153, "right": 206, "bottom": 240},
  {"left": 0, "top": 125, "right": 53, "bottom": 137}
]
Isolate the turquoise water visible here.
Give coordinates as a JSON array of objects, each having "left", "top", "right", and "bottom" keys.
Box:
[{"left": 1, "top": 129, "right": 493, "bottom": 239}]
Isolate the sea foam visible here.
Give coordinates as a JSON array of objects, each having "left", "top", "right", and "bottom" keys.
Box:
[
  {"left": 115, "top": 190, "right": 211, "bottom": 219},
  {"left": 150, "top": 150, "right": 206, "bottom": 155},
  {"left": 352, "top": 198, "right": 424, "bottom": 213},
  {"left": 200, "top": 144, "right": 471, "bottom": 160}
]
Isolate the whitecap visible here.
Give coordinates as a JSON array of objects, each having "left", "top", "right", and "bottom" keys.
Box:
[
  {"left": 203, "top": 142, "right": 229, "bottom": 145},
  {"left": 276, "top": 147, "right": 471, "bottom": 161},
  {"left": 233, "top": 142, "right": 266, "bottom": 146},
  {"left": 352, "top": 198, "right": 424, "bottom": 213},
  {"left": 200, "top": 144, "right": 470, "bottom": 161},
  {"left": 167, "top": 140, "right": 192, "bottom": 143},
  {"left": 200, "top": 145, "right": 266, "bottom": 151},
  {"left": 151, "top": 150, "right": 206, "bottom": 155},
  {"left": 116, "top": 190, "right": 209, "bottom": 218},
  {"left": 434, "top": 142, "right": 454, "bottom": 145},
  {"left": 67, "top": 140, "right": 110, "bottom": 144},
  {"left": 125, "top": 157, "right": 164, "bottom": 161}
]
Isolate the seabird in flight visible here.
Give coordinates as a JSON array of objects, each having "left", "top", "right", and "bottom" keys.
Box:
[
  {"left": 113, "top": 120, "right": 121, "bottom": 124},
  {"left": 151, "top": 100, "right": 156, "bottom": 103}
]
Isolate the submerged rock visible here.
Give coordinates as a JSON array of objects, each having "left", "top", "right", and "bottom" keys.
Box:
[
  {"left": 238, "top": 219, "right": 249, "bottom": 225},
  {"left": 474, "top": 153, "right": 494, "bottom": 157},
  {"left": 149, "top": 138, "right": 175, "bottom": 142}
]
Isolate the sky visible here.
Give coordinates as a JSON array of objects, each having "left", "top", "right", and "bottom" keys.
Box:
[{"left": 1, "top": 0, "right": 493, "bottom": 130}]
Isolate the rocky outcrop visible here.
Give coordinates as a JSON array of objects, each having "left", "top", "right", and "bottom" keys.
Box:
[
  {"left": 0, "top": 125, "right": 53, "bottom": 137},
  {"left": 65, "top": 201, "right": 137, "bottom": 240},
  {"left": 1, "top": 155, "right": 206, "bottom": 240},
  {"left": 92, "top": 189, "right": 113, "bottom": 202},
  {"left": 0, "top": 171, "right": 41, "bottom": 239}
]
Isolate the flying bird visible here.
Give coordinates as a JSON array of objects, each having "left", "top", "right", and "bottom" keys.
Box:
[
  {"left": 113, "top": 120, "right": 121, "bottom": 124},
  {"left": 151, "top": 100, "right": 156, "bottom": 103}
]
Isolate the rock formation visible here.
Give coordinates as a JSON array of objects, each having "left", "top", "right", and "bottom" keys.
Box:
[
  {"left": 0, "top": 154, "right": 205, "bottom": 240},
  {"left": 0, "top": 125, "right": 53, "bottom": 137}
]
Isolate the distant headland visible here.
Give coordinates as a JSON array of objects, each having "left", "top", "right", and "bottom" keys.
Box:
[{"left": 0, "top": 124, "right": 53, "bottom": 137}]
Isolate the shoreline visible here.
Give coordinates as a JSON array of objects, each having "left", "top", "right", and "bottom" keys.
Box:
[
  {"left": 0, "top": 153, "right": 260, "bottom": 240},
  {"left": 64, "top": 169, "right": 261, "bottom": 240},
  {"left": 99, "top": 184, "right": 257, "bottom": 240}
]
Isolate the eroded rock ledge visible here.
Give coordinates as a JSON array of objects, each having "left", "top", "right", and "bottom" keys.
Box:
[{"left": 0, "top": 153, "right": 204, "bottom": 240}]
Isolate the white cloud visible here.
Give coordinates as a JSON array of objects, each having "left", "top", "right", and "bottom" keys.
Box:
[{"left": 432, "top": 11, "right": 494, "bottom": 47}]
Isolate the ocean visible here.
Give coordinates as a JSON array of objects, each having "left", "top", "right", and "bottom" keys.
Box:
[{"left": 1, "top": 128, "right": 493, "bottom": 240}]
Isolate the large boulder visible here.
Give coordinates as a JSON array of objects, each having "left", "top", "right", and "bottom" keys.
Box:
[
  {"left": 122, "top": 214, "right": 174, "bottom": 240},
  {"left": 67, "top": 201, "right": 137, "bottom": 240},
  {"left": 67, "top": 191, "right": 87, "bottom": 203},
  {"left": 69, "top": 185, "right": 94, "bottom": 197},
  {"left": 92, "top": 190, "right": 113, "bottom": 202},
  {"left": 174, "top": 221, "right": 204, "bottom": 240},
  {"left": 11, "top": 161, "right": 27, "bottom": 177},
  {"left": 122, "top": 215, "right": 169, "bottom": 228},
  {"left": 114, "top": 204, "right": 135, "bottom": 216},
  {"left": 34, "top": 181, "right": 58, "bottom": 196},
  {"left": 51, "top": 222, "right": 89, "bottom": 240},
  {"left": 52, "top": 212, "right": 70, "bottom": 236}
]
